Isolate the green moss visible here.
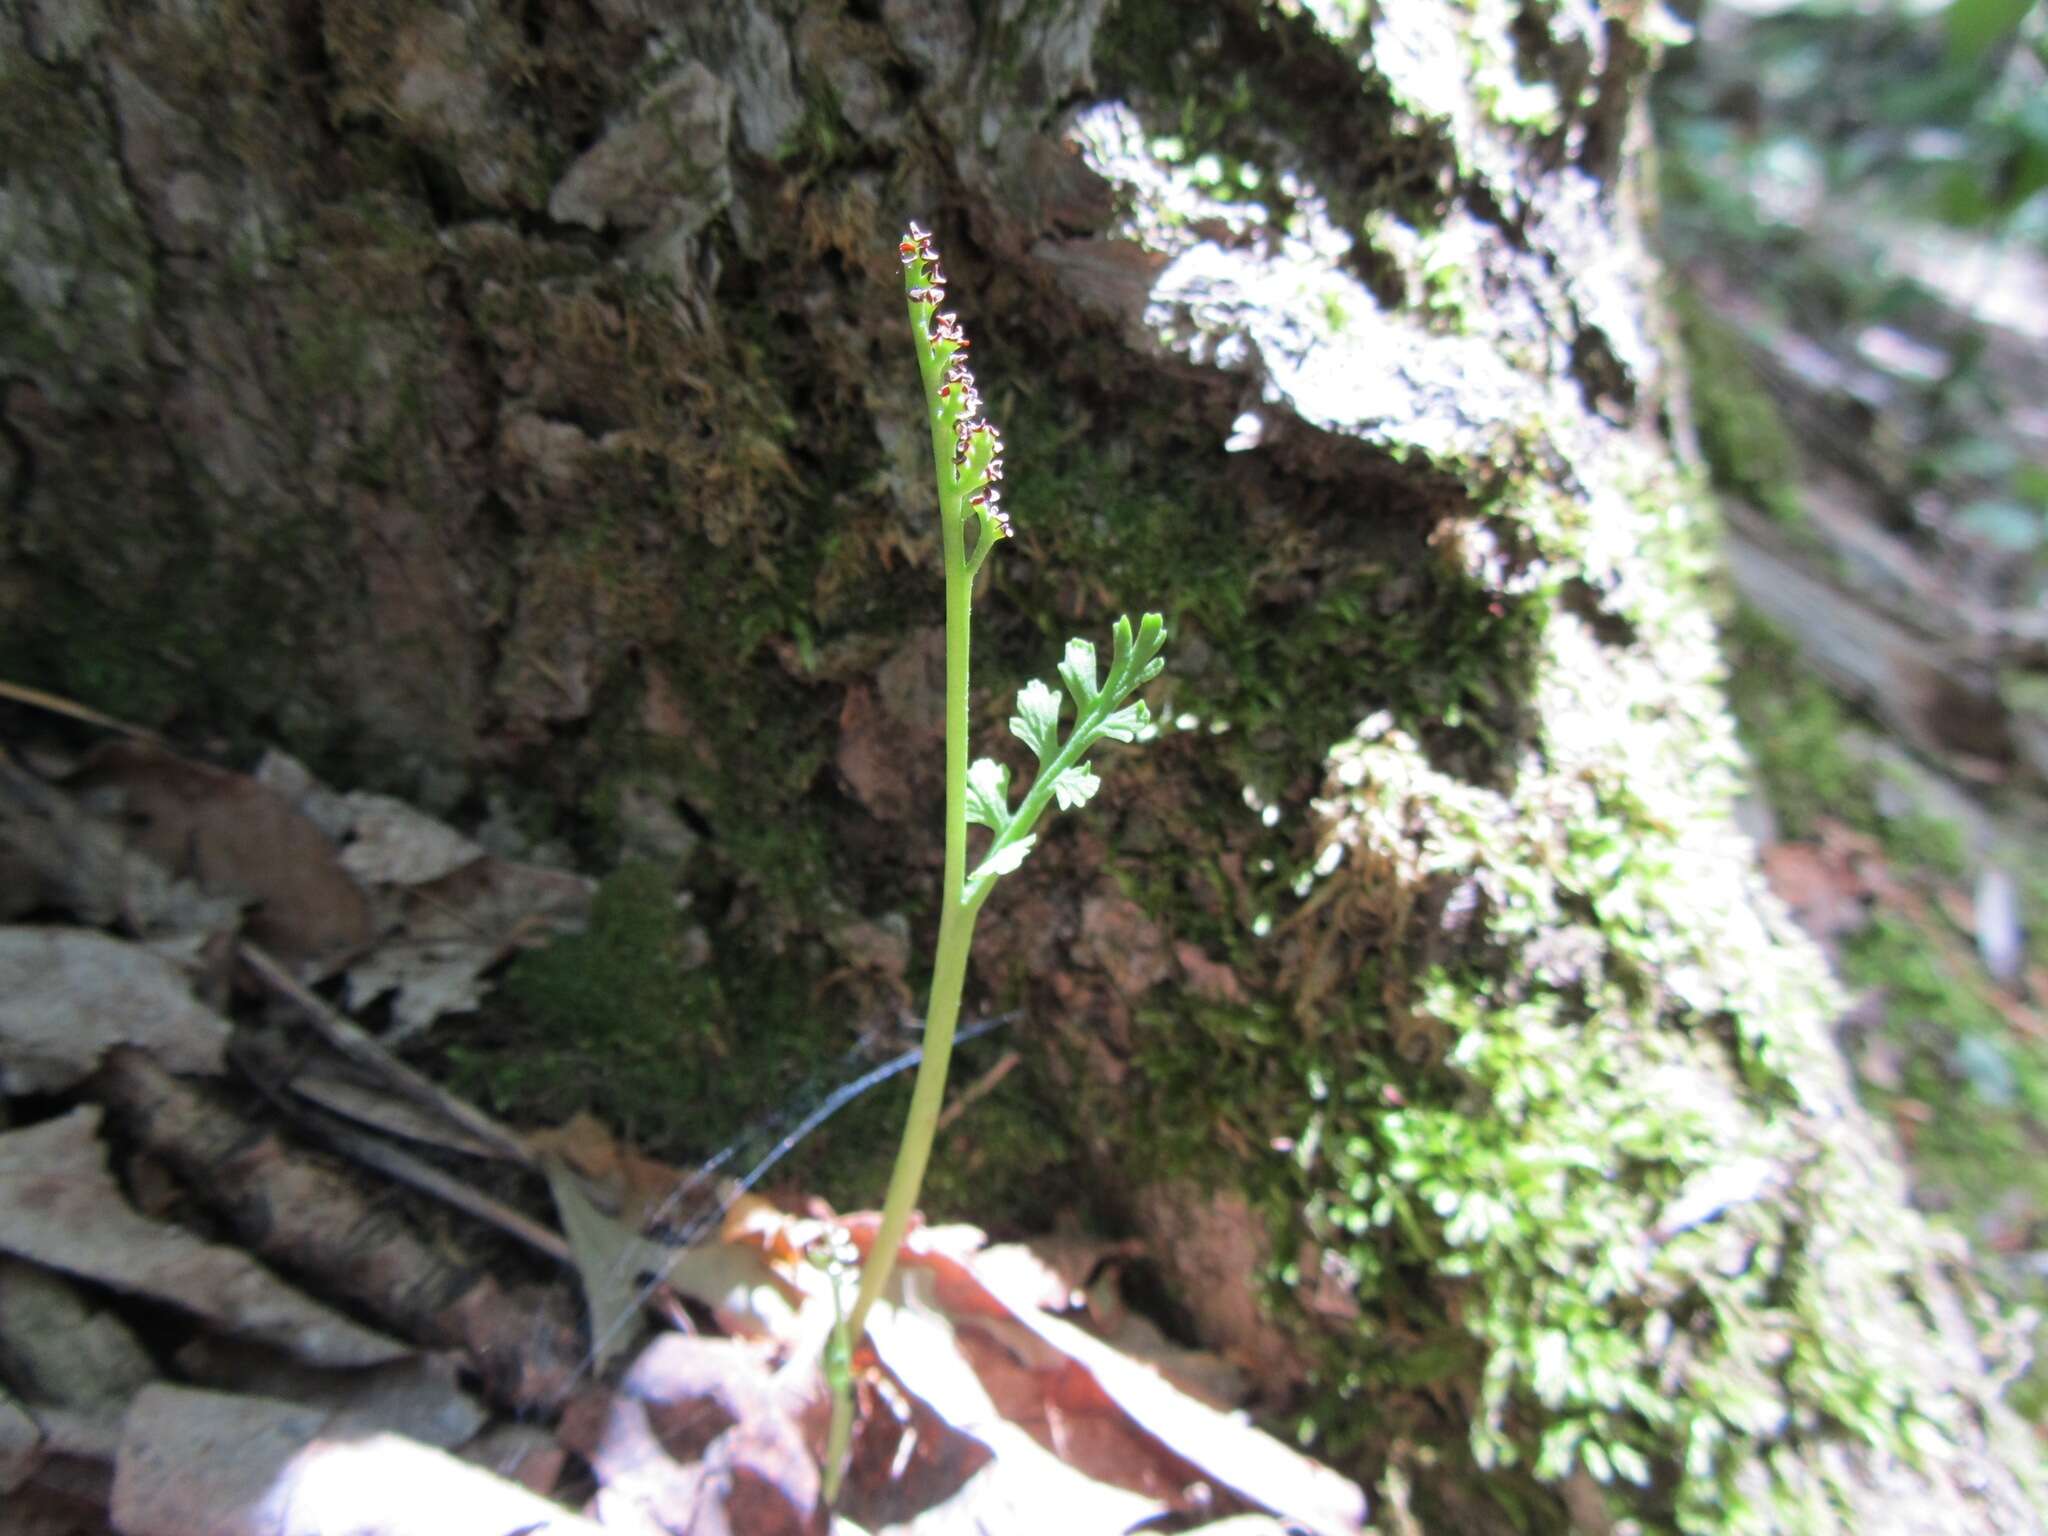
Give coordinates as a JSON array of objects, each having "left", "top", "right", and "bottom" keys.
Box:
[
  {"left": 899, "top": 1050, "right": 1090, "bottom": 1234},
  {"left": 1719, "top": 609, "right": 1876, "bottom": 838},
  {"left": 453, "top": 863, "right": 838, "bottom": 1153},
  {"left": 1721, "top": 606, "right": 2048, "bottom": 1435},
  {"left": 456, "top": 864, "right": 714, "bottom": 1133},
  {"left": 1675, "top": 291, "right": 1807, "bottom": 528},
  {"left": 1720, "top": 608, "right": 1971, "bottom": 879},
  {"left": 1026, "top": 369, "right": 2044, "bottom": 1531},
  {"left": 447, "top": 858, "right": 1084, "bottom": 1233},
  {"left": 1838, "top": 911, "right": 2048, "bottom": 1413}
]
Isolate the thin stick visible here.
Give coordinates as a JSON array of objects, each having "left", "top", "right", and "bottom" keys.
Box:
[
  {"left": 300, "top": 1110, "right": 573, "bottom": 1266},
  {"left": 238, "top": 940, "right": 535, "bottom": 1168},
  {"left": 933, "top": 1048, "right": 1021, "bottom": 1135},
  {"left": 0, "top": 677, "right": 168, "bottom": 745}
]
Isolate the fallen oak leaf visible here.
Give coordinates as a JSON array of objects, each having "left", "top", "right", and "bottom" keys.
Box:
[
  {"left": 539, "top": 1149, "right": 814, "bottom": 1392},
  {"left": 542, "top": 1153, "right": 660, "bottom": 1376},
  {"left": 528, "top": 1111, "right": 689, "bottom": 1231}
]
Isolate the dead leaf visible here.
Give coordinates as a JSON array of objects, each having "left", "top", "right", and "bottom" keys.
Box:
[
  {"left": 640, "top": 663, "right": 710, "bottom": 751},
  {"left": 110, "top": 1384, "right": 605, "bottom": 1536},
  {"left": 170, "top": 1341, "right": 488, "bottom": 1449},
  {"left": 0, "top": 928, "right": 230, "bottom": 1095},
  {"left": 0, "top": 755, "right": 242, "bottom": 939},
  {"left": 827, "top": 913, "right": 913, "bottom": 981},
  {"left": 0, "top": 1257, "right": 158, "bottom": 1413},
  {"left": 0, "top": 1108, "right": 409, "bottom": 1369},
  {"left": 456, "top": 1423, "right": 567, "bottom": 1498},
  {"left": 542, "top": 1154, "right": 659, "bottom": 1376},
  {"left": 286, "top": 1071, "right": 510, "bottom": 1160},
  {"left": 528, "top": 1112, "right": 694, "bottom": 1231},
  {"left": 1761, "top": 842, "right": 1871, "bottom": 941},
  {"left": 76, "top": 742, "right": 371, "bottom": 970},
  {"left": 333, "top": 792, "right": 483, "bottom": 887},
  {"left": 94, "top": 1048, "right": 584, "bottom": 1410},
  {"left": 837, "top": 685, "right": 916, "bottom": 823},
  {"left": 561, "top": 1333, "right": 824, "bottom": 1536},
  {"left": 1175, "top": 940, "right": 1248, "bottom": 1004},
  {"left": 343, "top": 850, "right": 594, "bottom": 1037},
  {"left": 255, "top": 749, "right": 593, "bottom": 1033},
  {"left": 1, "top": 1387, "right": 42, "bottom": 1495},
  {"left": 987, "top": 1293, "right": 1362, "bottom": 1531},
  {"left": 251, "top": 750, "right": 354, "bottom": 841},
  {"left": 840, "top": 1218, "right": 1367, "bottom": 1534},
  {"left": 973, "top": 1235, "right": 1139, "bottom": 1314},
  {"left": 860, "top": 1273, "right": 1166, "bottom": 1535}
]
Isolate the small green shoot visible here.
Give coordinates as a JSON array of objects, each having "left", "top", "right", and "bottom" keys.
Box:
[{"left": 823, "top": 224, "right": 1167, "bottom": 1491}]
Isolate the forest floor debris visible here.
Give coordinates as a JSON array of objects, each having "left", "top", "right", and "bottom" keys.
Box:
[{"left": 0, "top": 721, "right": 1371, "bottom": 1535}]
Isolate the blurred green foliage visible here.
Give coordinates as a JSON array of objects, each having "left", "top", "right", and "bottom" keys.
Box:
[{"left": 1660, "top": 0, "right": 2048, "bottom": 580}]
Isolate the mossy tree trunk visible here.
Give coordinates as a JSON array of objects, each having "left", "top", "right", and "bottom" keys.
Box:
[{"left": 3, "top": 1, "right": 2041, "bottom": 1531}]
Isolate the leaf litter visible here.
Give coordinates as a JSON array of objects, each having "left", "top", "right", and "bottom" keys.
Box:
[{"left": 0, "top": 716, "right": 1368, "bottom": 1534}]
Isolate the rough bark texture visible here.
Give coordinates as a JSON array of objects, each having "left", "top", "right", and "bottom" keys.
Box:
[{"left": 3, "top": 1, "right": 2042, "bottom": 1531}]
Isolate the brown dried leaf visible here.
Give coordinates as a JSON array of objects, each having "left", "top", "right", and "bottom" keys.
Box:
[
  {"left": 1761, "top": 841, "right": 1871, "bottom": 941},
  {"left": 455, "top": 1424, "right": 566, "bottom": 1498},
  {"left": 345, "top": 853, "right": 595, "bottom": 1035},
  {"left": 333, "top": 793, "right": 483, "bottom": 887},
  {"left": 0, "top": 756, "right": 241, "bottom": 939},
  {"left": 846, "top": 1218, "right": 1367, "bottom": 1535},
  {"left": 526, "top": 1112, "right": 690, "bottom": 1231},
  {"left": 0, "top": 928, "right": 230, "bottom": 1095},
  {"left": 0, "top": 1109, "right": 408, "bottom": 1369},
  {"left": 285, "top": 1071, "right": 509, "bottom": 1160},
  {"left": 862, "top": 1277, "right": 1166, "bottom": 1535},
  {"left": 966, "top": 1281, "right": 1363, "bottom": 1533},
  {"left": 1077, "top": 894, "right": 1174, "bottom": 997},
  {"left": 1174, "top": 940, "right": 1248, "bottom": 1004},
  {"left": 837, "top": 684, "right": 915, "bottom": 823},
  {"left": 76, "top": 743, "right": 371, "bottom": 970}
]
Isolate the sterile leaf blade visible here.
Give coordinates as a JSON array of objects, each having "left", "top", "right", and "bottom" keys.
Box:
[{"left": 1009, "top": 679, "right": 1063, "bottom": 766}]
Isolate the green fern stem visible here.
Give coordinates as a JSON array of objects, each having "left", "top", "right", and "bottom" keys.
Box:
[
  {"left": 844, "top": 261, "right": 995, "bottom": 1343},
  {"left": 843, "top": 222, "right": 1164, "bottom": 1361}
]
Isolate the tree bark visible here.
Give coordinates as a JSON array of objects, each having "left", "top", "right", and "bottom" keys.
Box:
[{"left": 2, "top": 1, "right": 2041, "bottom": 1531}]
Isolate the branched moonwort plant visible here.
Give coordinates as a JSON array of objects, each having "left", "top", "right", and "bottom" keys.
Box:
[{"left": 823, "top": 224, "right": 1167, "bottom": 1483}]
